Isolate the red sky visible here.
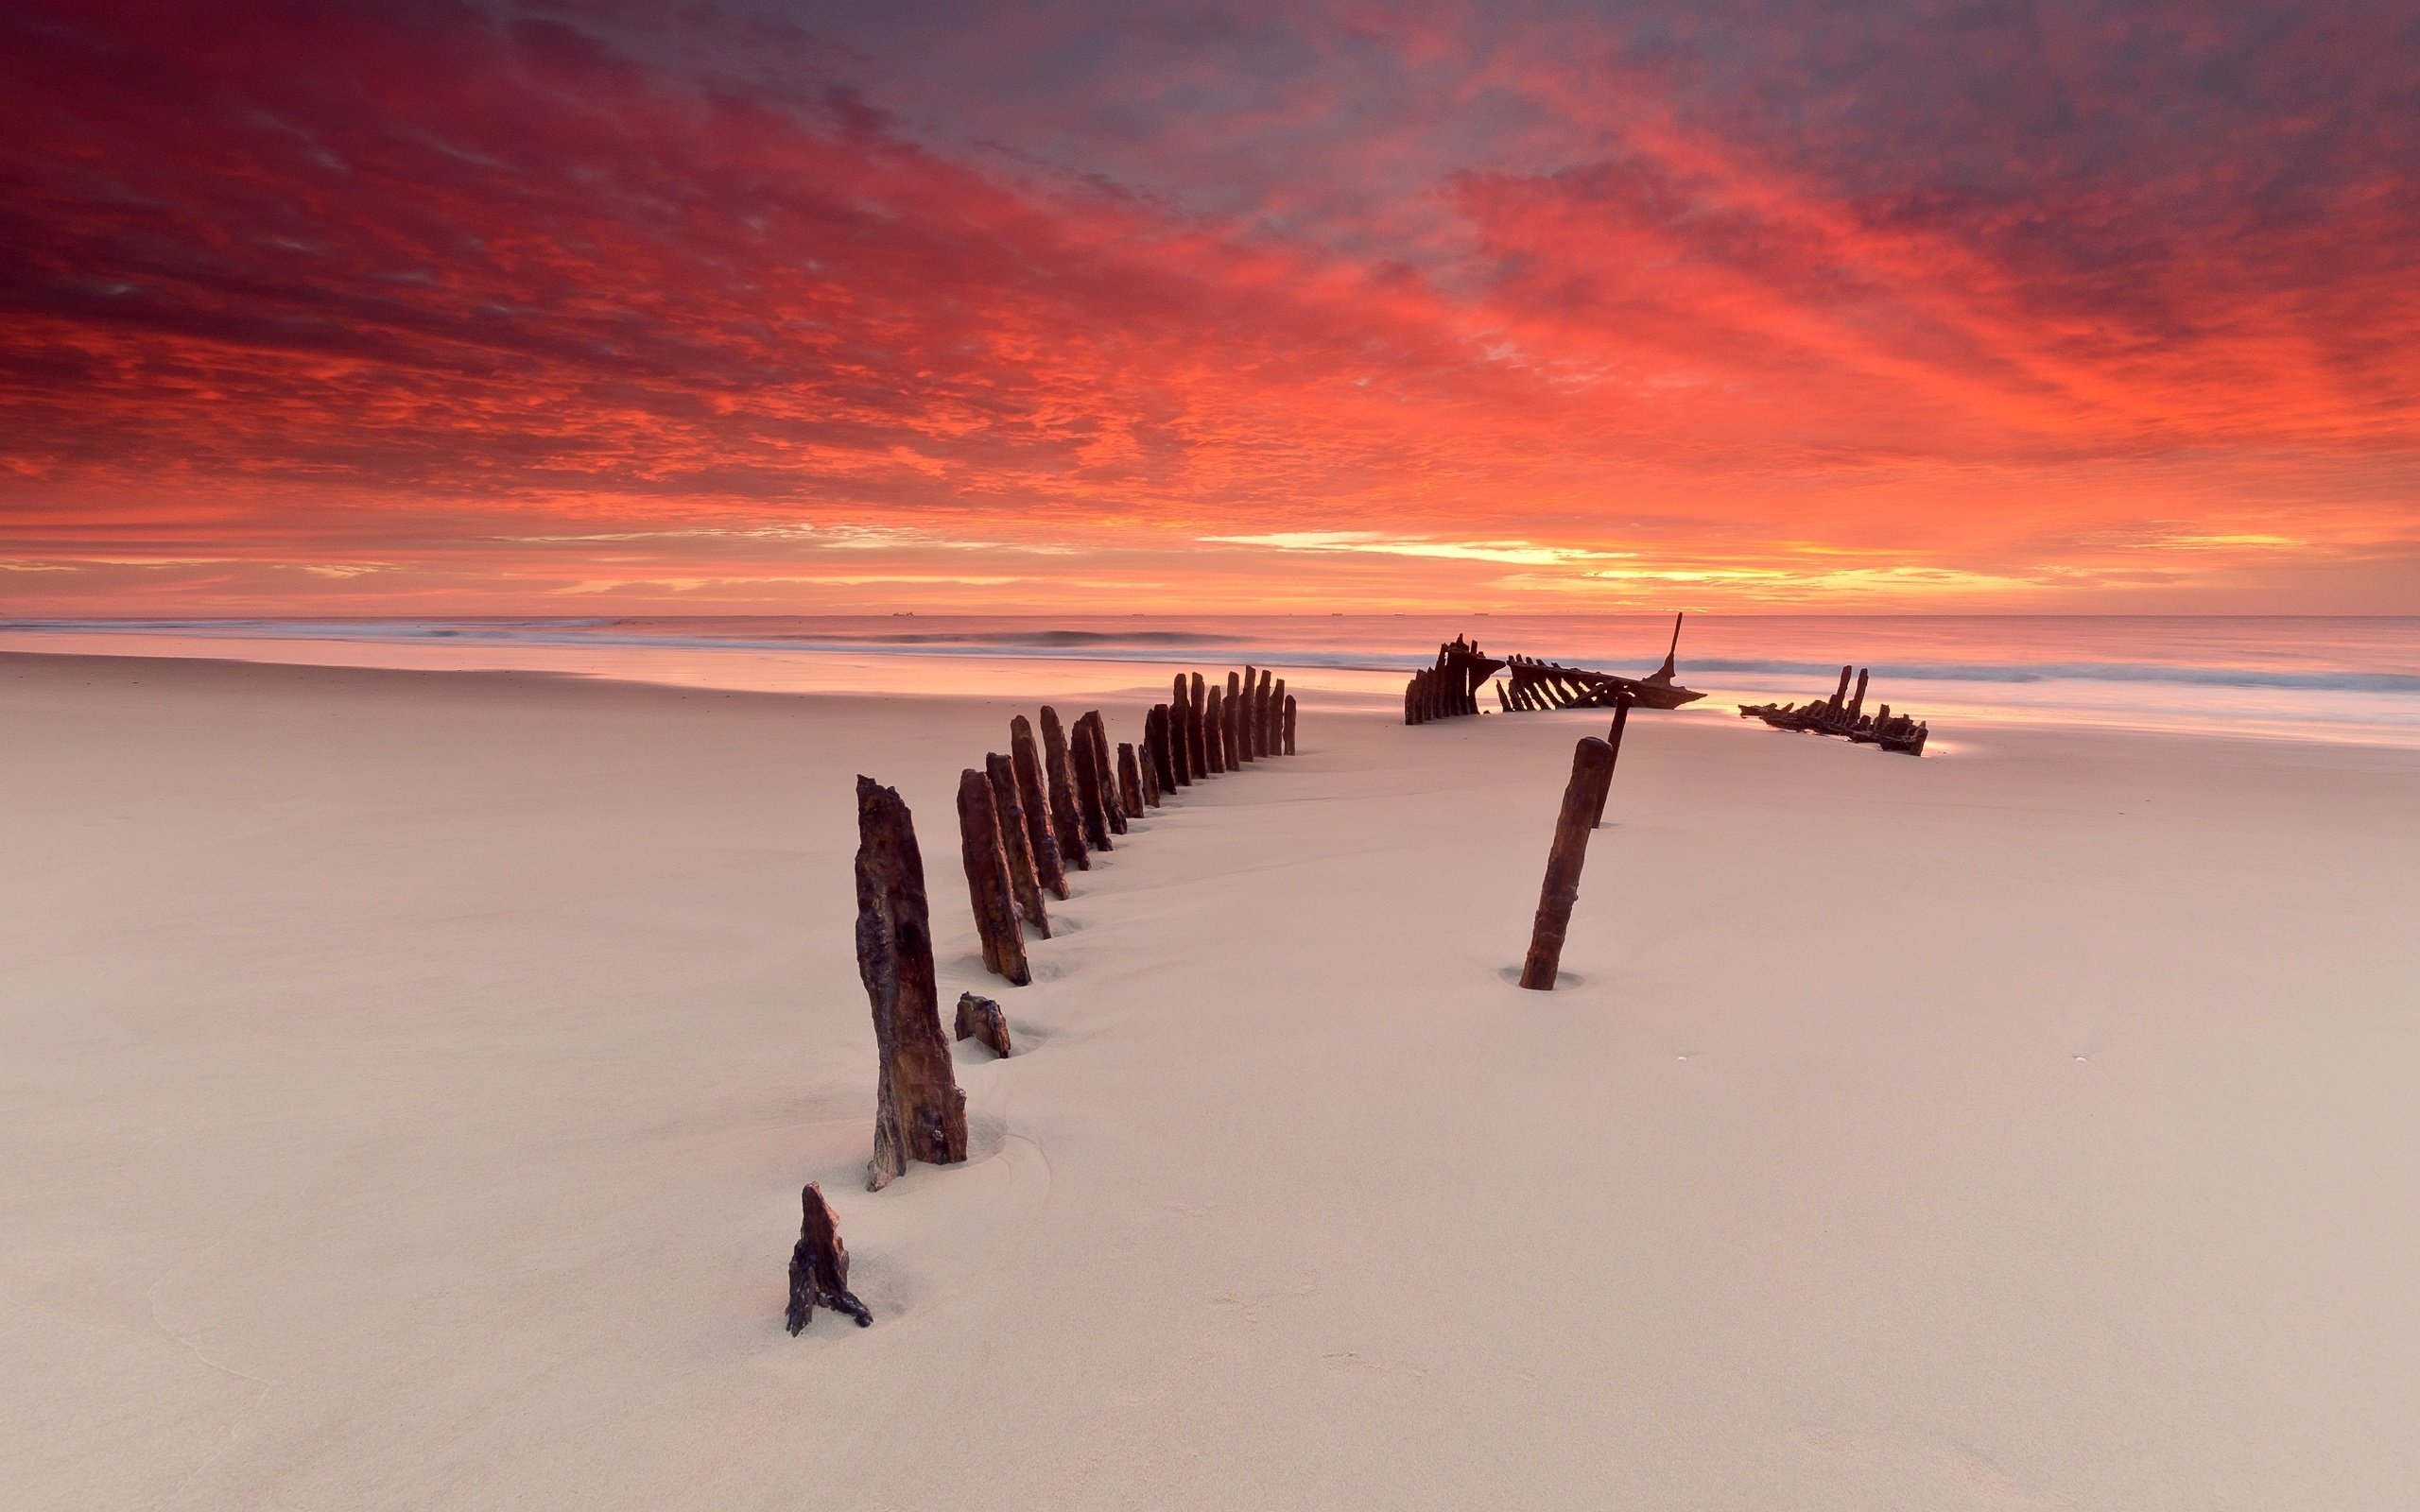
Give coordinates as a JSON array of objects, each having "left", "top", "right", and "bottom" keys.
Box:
[{"left": 4, "top": 0, "right": 2416, "bottom": 614}]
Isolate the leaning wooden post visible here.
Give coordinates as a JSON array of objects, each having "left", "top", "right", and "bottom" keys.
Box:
[
  {"left": 1039, "top": 706, "right": 1090, "bottom": 870},
  {"left": 1080, "top": 712, "right": 1125, "bottom": 837},
  {"left": 1069, "top": 712, "right": 1115, "bottom": 850},
  {"left": 1117, "top": 741, "right": 1148, "bottom": 819},
  {"left": 854, "top": 776, "right": 968, "bottom": 1188},
  {"left": 1148, "top": 704, "right": 1177, "bottom": 794},
  {"left": 1844, "top": 667, "right": 1869, "bottom": 726},
  {"left": 1519, "top": 738, "right": 1616, "bottom": 990},
  {"left": 985, "top": 752, "right": 1050, "bottom": 936},
  {"left": 1010, "top": 716, "right": 1068, "bottom": 899},
  {"left": 1592, "top": 692, "right": 1634, "bottom": 828},
  {"left": 786, "top": 1182, "right": 872, "bottom": 1332},
  {"left": 1282, "top": 693, "right": 1296, "bottom": 754},
  {"left": 956, "top": 769, "right": 1029, "bottom": 985},
  {"left": 1203, "top": 683, "right": 1226, "bottom": 773},
  {"left": 1824, "top": 664, "right": 1852, "bottom": 723},
  {"left": 1187, "top": 673, "right": 1209, "bottom": 776}
]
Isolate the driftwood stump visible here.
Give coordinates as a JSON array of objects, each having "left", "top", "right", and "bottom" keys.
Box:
[
  {"left": 1519, "top": 738, "right": 1616, "bottom": 990},
  {"left": 854, "top": 777, "right": 968, "bottom": 1188},
  {"left": 954, "top": 991, "right": 1011, "bottom": 1057},
  {"left": 1203, "top": 683, "right": 1226, "bottom": 774},
  {"left": 1283, "top": 693, "right": 1296, "bottom": 755},
  {"left": 1187, "top": 673, "right": 1209, "bottom": 777},
  {"left": 1117, "top": 741, "right": 1147, "bottom": 819},
  {"left": 786, "top": 1182, "right": 872, "bottom": 1332},
  {"left": 1009, "top": 716, "right": 1068, "bottom": 901},
  {"left": 1070, "top": 711, "right": 1115, "bottom": 850},
  {"left": 957, "top": 768, "right": 1030, "bottom": 985},
  {"left": 1039, "top": 706, "right": 1090, "bottom": 871},
  {"left": 985, "top": 753, "right": 1050, "bottom": 937}
]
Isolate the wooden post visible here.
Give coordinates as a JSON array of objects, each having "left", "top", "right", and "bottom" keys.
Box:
[
  {"left": 1824, "top": 664, "right": 1852, "bottom": 723},
  {"left": 1149, "top": 704, "right": 1177, "bottom": 793},
  {"left": 1167, "top": 677, "right": 1192, "bottom": 784},
  {"left": 1592, "top": 694, "right": 1633, "bottom": 828},
  {"left": 1010, "top": 715, "right": 1068, "bottom": 900},
  {"left": 1519, "top": 738, "right": 1616, "bottom": 990},
  {"left": 786, "top": 1182, "right": 872, "bottom": 1332},
  {"left": 1039, "top": 706, "right": 1090, "bottom": 870},
  {"left": 1187, "top": 673, "right": 1209, "bottom": 777},
  {"left": 854, "top": 776, "right": 967, "bottom": 1189},
  {"left": 985, "top": 752, "right": 1050, "bottom": 936},
  {"left": 1135, "top": 731, "right": 1161, "bottom": 808},
  {"left": 1080, "top": 711, "right": 1125, "bottom": 837},
  {"left": 1270, "top": 679, "right": 1287, "bottom": 752},
  {"left": 1117, "top": 741, "right": 1147, "bottom": 819},
  {"left": 1230, "top": 671, "right": 1252, "bottom": 763},
  {"left": 1203, "top": 683, "right": 1226, "bottom": 773},
  {"left": 1844, "top": 667, "right": 1868, "bottom": 726},
  {"left": 1238, "top": 667, "right": 1256, "bottom": 761},
  {"left": 954, "top": 991, "right": 1011, "bottom": 1057},
  {"left": 1283, "top": 694, "right": 1296, "bottom": 754},
  {"left": 1069, "top": 711, "right": 1115, "bottom": 850},
  {"left": 957, "top": 769, "right": 1029, "bottom": 985}
]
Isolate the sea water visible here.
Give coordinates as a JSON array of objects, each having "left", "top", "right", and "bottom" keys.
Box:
[{"left": 4, "top": 615, "right": 2415, "bottom": 747}]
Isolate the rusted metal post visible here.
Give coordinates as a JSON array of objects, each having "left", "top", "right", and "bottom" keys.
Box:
[
  {"left": 1592, "top": 692, "right": 1634, "bottom": 828},
  {"left": 1010, "top": 715, "right": 1068, "bottom": 900},
  {"left": 957, "top": 768, "right": 1030, "bottom": 985},
  {"left": 854, "top": 776, "right": 967, "bottom": 1188},
  {"left": 1519, "top": 738, "right": 1616, "bottom": 991}
]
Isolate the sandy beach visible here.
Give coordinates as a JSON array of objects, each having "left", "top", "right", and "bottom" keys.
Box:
[{"left": 6, "top": 649, "right": 2418, "bottom": 1509}]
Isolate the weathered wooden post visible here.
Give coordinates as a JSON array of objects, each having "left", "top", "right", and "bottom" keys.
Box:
[
  {"left": 1069, "top": 712, "right": 1115, "bottom": 850},
  {"left": 1283, "top": 693, "right": 1296, "bottom": 754},
  {"left": 1592, "top": 692, "right": 1634, "bottom": 828},
  {"left": 1039, "top": 706, "right": 1090, "bottom": 870},
  {"left": 1257, "top": 669, "right": 1276, "bottom": 754},
  {"left": 1518, "top": 738, "right": 1616, "bottom": 990},
  {"left": 1230, "top": 670, "right": 1253, "bottom": 763},
  {"left": 1203, "top": 683, "right": 1226, "bottom": 773},
  {"left": 1168, "top": 677, "right": 1193, "bottom": 784},
  {"left": 1148, "top": 704, "right": 1177, "bottom": 794},
  {"left": 957, "top": 768, "right": 1031, "bottom": 985},
  {"left": 985, "top": 752, "right": 1050, "bottom": 936},
  {"left": 1080, "top": 711, "right": 1124, "bottom": 837},
  {"left": 954, "top": 991, "right": 1011, "bottom": 1057},
  {"left": 1117, "top": 741, "right": 1148, "bottom": 819},
  {"left": 1270, "top": 679, "right": 1287, "bottom": 752},
  {"left": 786, "top": 1183, "right": 872, "bottom": 1332},
  {"left": 853, "top": 776, "right": 968, "bottom": 1188},
  {"left": 1823, "top": 664, "right": 1852, "bottom": 724},
  {"left": 1009, "top": 716, "right": 1068, "bottom": 900},
  {"left": 1843, "top": 667, "right": 1868, "bottom": 727},
  {"left": 1187, "top": 673, "right": 1209, "bottom": 776}
]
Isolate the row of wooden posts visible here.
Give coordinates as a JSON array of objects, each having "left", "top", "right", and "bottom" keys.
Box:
[{"left": 787, "top": 668, "right": 1301, "bottom": 1334}]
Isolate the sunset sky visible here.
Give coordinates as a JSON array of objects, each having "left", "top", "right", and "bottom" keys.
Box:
[{"left": 4, "top": 1, "right": 2415, "bottom": 614}]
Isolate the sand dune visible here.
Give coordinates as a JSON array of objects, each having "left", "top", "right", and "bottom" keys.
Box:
[{"left": 5, "top": 652, "right": 2417, "bottom": 1509}]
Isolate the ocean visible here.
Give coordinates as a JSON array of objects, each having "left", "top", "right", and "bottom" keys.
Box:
[{"left": 4, "top": 614, "right": 2415, "bottom": 747}]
